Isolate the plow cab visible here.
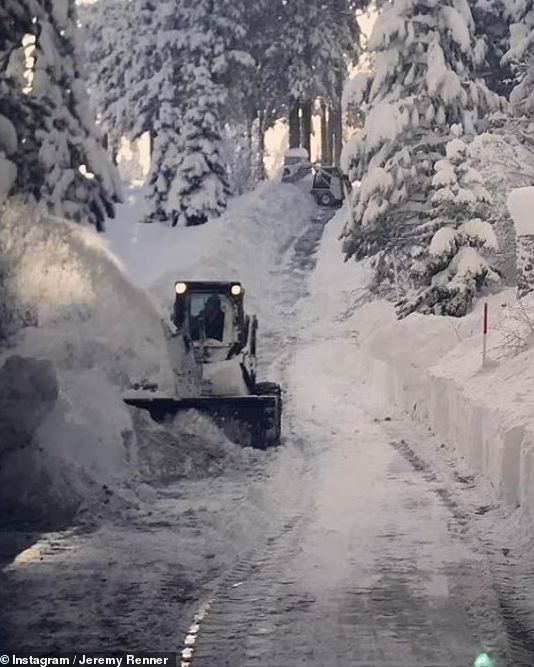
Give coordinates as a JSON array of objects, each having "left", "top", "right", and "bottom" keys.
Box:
[{"left": 125, "top": 281, "right": 282, "bottom": 449}]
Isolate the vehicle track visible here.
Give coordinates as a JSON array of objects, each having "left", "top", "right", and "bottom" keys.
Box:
[
  {"left": 391, "top": 435, "right": 534, "bottom": 667},
  {"left": 181, "top": 204, "right": 334, "bottom": 665},
  {"left": 181, "top": 205, "right": 510, "bottom": 667}
]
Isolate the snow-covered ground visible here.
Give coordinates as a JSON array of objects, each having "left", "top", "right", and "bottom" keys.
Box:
[{"left": 3, "top": 184, "right": 534, "bottom": 665}]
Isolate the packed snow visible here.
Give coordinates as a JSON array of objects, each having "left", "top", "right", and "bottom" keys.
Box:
[
  {"left": 508, "top": 186, "right": 534, "bottom": 237},
  {"left": 107, "top": 181, "right": 315, "bottom": 321}
]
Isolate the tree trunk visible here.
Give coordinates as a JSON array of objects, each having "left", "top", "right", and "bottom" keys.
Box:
[
  {"left": 149, "top": 130, "right": 156, "bottom": 160},
  {"left": 331, "top": 72, "right": 344, "bottom": 167},
  {"left": 288, "top": 100, "right": 300, "bottom": 149},
  {"left": 257, "top": 109, "right": 266, "bottom": 180},
  {"left": 320, "top": 100, "right": 329, "bottom": 164},
  {"left": 301, "top": 99, "right": 312, "bottom": 160},
  {"left": 326, "top": 105, "right": 335, "bottom": 165},
  {"left": 329, "top": 103, "right": 342, "bottom": 167}
]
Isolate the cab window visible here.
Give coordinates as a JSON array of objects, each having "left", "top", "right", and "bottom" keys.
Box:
[{"left": 189, "top": 293, "right": 232, "bottom": 343}]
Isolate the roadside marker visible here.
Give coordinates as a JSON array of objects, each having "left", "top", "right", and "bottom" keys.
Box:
[{"left": 482, "top": 302, "right": 488, "bottom": 368}]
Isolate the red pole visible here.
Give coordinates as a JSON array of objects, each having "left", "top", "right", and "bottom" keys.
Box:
[{"left": 482, "top": 302, "right": 488, "bottom": 367}]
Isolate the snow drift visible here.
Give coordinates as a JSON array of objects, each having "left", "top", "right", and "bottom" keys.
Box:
[{"left": 0, "top": 201, "right": 187, "bottom": 524}]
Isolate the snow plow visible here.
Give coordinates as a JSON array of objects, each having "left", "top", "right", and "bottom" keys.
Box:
[{"left": 124, "top": 281, "right": 282, "bottom": 449}]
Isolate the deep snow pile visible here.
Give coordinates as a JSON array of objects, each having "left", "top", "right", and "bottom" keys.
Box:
[
  {"left": 107, "top": 182, "right": 314, "bottom": 319},
  {"left": 0, "top": 202, "right": 187, "bottom": 524},
  {"left": 0, "top": 182, "right": 312, "bottom": 524}
]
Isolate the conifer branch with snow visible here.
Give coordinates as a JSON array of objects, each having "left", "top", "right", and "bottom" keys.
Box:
[
  {"left": 397, "top": 127, "right": 501, "bottom": 317},
  {"left": 341, "top": 0, "right": 502, "bottom": 292}
]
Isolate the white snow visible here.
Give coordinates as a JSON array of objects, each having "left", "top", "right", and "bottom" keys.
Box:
[
  {"left": 430, "top": 226, "right": 457, "bottom": 256},
  {"left": 4, "top": 179, "right": 534, "bottom": 659},
  {"left": 358, "top": 166, "right": 393, "bottom": 201},
  {"left": 433, "top": 163, "right": 457, "bottom": 188},
  {"left": 0, "top": 181, "right": 314, "bottom": 521},
  {"left": 107, "top": 182, "right": 314, "bottom": 320},
  {"left": 284, "top": 147, "right": 309, "bottom": 161},
  {"left": 295, "top": 200, "right": 534, "bottom": 558},
  {"left": 508, "top": 186, "right": 534, "bottom": 237},
  {"left": 460, "top": 218, "right": 498, "bottom": 250},
  {"left": 446, "top": 136, "right": 468, "bottom": 160},
  {"left": 0, "top": 200, "right": 183, "bottom": 515},
  {"left": 442, "top": 5, "right": 472, "bottom": 53}
]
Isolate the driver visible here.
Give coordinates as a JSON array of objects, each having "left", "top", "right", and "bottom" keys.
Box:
[{"left": 203, "top": 294, "right": 225, "bottom": 341}]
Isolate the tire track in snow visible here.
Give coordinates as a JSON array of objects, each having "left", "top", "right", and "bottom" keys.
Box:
[
  {"left": 180, "top": 204, "right": 334, "bottom": 666},
  {"left": 388, "top": 430, "right": 534, "bottom": 667}
]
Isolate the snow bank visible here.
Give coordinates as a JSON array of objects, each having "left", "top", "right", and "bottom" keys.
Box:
[
  {"left": 363, "top": 293, "right": 534, "bottom": 516},
  {"left": 108, "top": 182, "right": 315, "bottom": 319},
  {"left": 0, "top": 201, "right": 188, "bottom": 524},
  {"left": 310, "top": 205, "right": 534, "bottom": 522}
]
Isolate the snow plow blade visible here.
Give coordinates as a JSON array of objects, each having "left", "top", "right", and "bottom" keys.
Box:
[{"left": 124, "top": 394, "right": 282, "bottom": 449}]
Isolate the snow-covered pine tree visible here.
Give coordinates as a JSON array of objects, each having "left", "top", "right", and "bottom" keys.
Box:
[
  {"left": 224, "top": 0, "right": 289, "bottom": 184},
  {"left": 162, "top": 0, "right": 251, "bottom": 227},
  {"left": 341, "top": 0, "right": 500, "bottom": 288},
  {"left": 272, "top": 0, "right": 363, "bottom": 159},
  {"left": 0, "top": 1, "right": 36, "bottom": 204},
  {"left": 126, "top": 0, "right": 182, "bottom": 149},
  {"left": 503, "top": 0, "right": 534, "bottom": 115},
  {"left": 397, "top": 127, "right": 500, "bottom": 317},
  {"left": 135, "top": 0, "right": 188, "bottom": 224},
  {"left": 0, "top": 0, "right": 120, "bottom": 229},
  {"left": 78, "top": 0, "right": 136, "bottom": 162}
]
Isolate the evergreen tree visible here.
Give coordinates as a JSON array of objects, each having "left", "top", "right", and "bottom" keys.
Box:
[
  {"left": 0, "top": 0, "right": 120, "bottom": 229},
  {"left": 397, "top": 127, "right": 500, "bottom": 317},
  {"left": 341, "top": 0, "right": 501, "bottom": 288},
  {"left": 135, "top": 0, "right": 188, "bottom": 224},
  {"left": 272, "top": 0, "right": 363, "bottom": 158},
  {"left": 0, "top": 1, "right": 67, "bottom": 205},
  {"left": 503, "top": 0, "right": 534, "bottom": 115},
  {"left": 78, "top": 0, "right": 136, "bottom": 161},
  {"left": 160, "top": 0, "right": 251, "bottom": 226}
]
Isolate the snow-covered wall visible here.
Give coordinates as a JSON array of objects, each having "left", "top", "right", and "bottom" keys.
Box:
[{"left": 362, "top": 291, "right": 534, "bottom": 518}]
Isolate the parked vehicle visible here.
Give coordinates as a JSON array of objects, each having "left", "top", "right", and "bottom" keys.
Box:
[{"left": 311, "top": 165, "right": 346, "bottom": 207}]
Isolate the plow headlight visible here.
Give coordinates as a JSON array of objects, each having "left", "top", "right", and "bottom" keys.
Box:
[
  {"left": 231, "top": 284, "right": 242, "bottom": 296},
  {"left": 175, "top": 282, "right": 188, "bottom": 295}
]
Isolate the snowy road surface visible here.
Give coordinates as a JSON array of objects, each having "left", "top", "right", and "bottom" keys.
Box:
[
  {"left": 184, "top": 208, "right": 510, "bottom": 666},
  {"left": 0, "top": 200, "right": 523, "bottom": 665},
  {"left": 188, "top": 335, "right": 509, "bottom": 665}
]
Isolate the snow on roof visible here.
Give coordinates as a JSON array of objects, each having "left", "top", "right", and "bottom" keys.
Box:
[{"left": 285, "top": 147, "right": 309, "bottom": 160}]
